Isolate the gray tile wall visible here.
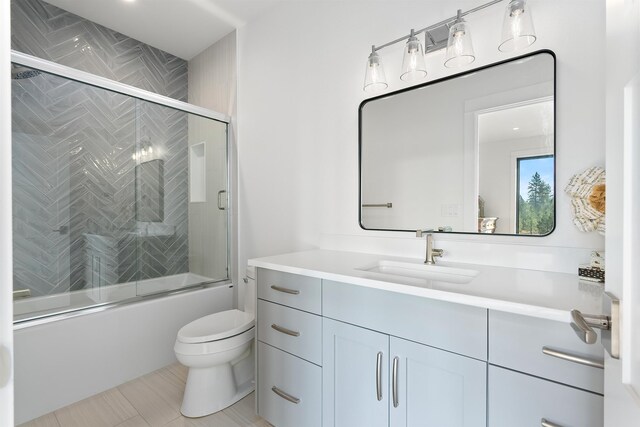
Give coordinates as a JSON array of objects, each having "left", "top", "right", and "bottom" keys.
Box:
[{"left": 11, "top": 0, "right": 190, "bottom": 296}]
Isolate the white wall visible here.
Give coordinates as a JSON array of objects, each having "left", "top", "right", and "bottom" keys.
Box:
[
  {"left": 13, "top": 285, "right": 233, "bottom": 424},
  {"left": 0, "top": 0, "right": 14, "bottom": 423},
  {"left": 238, "top": 0, "right": 605, "bottom": 274}
]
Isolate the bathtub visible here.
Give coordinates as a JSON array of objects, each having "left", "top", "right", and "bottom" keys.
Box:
[
  {"left": 14, "top": 272, "right": 219, "bottom": 322},
  {"left": 14, "top": 277, "right": 235, "bottom": 424}
]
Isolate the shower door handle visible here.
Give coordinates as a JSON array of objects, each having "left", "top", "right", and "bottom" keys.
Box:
[{"left": 217, "top": 190, "right": 227, "bottom": 210}]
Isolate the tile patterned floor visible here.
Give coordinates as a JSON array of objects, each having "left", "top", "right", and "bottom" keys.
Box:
[{"left": 19, "top": 364, "right": 271, "bottom": 427}]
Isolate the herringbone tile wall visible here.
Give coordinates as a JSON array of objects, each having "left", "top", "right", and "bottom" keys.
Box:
[
  {"left": 11, "top": 0, "right": 188, "bottom": 100},
  {"left": 11, "top": 0, "right": 191, "bottom": 297}
]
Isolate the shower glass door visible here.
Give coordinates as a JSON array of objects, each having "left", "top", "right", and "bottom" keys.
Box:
[
  {"left": 12, "top": 65, "right": 138, "bottom": 319},
  {"left": 132, "top": 99, "right": 229, "bottom": 297},
  {"left": 12, "top": 61, "right": 230, "bottom": 322}
]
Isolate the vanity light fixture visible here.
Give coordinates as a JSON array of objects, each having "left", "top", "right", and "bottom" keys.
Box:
[
  {"left": 363, "top": 46, "right": 388, "bottom": 92},
  {"left": 444, "top": 10, "right": 476, "bottom": 68},
  {"left": 363, "top": 0, "right": 537, "bottom": 93},
  {"left": 400, "top": 29, "right": 428, "bottom": 82},
  {"left": 498, "top": 0, "right": 537, "bottom": 52}
]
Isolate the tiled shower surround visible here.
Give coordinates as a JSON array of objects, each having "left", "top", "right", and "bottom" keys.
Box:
[{"left": 11, "top": 0, "right": 190, "bottom": 296}]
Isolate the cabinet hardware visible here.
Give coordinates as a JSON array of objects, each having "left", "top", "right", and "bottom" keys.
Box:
[
  {"left": 541, "top": 346, "right": 604, "bottom": 369},
  {"left": 376, "top": 352, "right": 383, "bottom": 401},
  {"left": 541, "top": 418, "right": 564, "bottom": 427},
  {"left": 270, "top": 285, "right": 300, "bottom": 295},
  {"left": 392, "top": 356, "right": 399, "bottom": 408},
  {"left": 271, "top": 386, "right": 300, "bottom": 404},
  {"left": 271, "top": 324, "right": 300, "bottom": 337}
]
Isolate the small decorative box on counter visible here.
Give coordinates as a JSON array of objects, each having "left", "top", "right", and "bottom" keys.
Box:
[
  {"left": 578, "top": 251, "right": 605, "bottom": 283},
  {"left": 578, "top": 266, "right": 605, "bottom": 283}
]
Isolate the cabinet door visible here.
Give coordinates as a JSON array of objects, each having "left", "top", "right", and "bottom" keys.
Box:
[
  {"left": 390, "top": 337, "right": 486, "bottom": 427},
  {"left": 323, "top": 318, "right": 389, "bottom": 427}
]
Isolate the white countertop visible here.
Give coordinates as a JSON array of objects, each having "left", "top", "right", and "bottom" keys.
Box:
[{"left": 248, "top": 249, "right": 604, "bottom": 323}]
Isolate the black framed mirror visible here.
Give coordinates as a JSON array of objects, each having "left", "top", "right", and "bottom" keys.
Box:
[{"left": 359, "top": 50, "right": 556, "bottom": 236}]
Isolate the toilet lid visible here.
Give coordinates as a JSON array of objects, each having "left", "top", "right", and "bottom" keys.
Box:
[{"left": 177, "top": 309, "right": 255, "bottom": 344}]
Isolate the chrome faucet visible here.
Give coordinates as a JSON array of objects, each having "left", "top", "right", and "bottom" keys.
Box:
[{"left": 416, "top": 230, "right": 444, "bottom": 264}]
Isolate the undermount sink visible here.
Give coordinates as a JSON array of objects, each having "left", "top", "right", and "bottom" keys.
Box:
[{"left": 358, "top": 260, "right": 479, "bottom": 284}]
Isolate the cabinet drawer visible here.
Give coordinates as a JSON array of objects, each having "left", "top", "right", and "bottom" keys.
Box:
[
  {"left": 258, "top": 342, "right": 322, "bottom": 427},
  {"left": 258, "top": 299, "right": 322, "bottom": 365},
  {"left": 488, "top": 365, "right": 603, "bottom": 427},
  {"left": 489, "top": 311, "right": 604, "bottom": 394},
  {"left": 258, "top": 268, "right": 321, "bottom": 314},
  {"left": 323, "top": 281, "right": 487, "bottom": 360}
]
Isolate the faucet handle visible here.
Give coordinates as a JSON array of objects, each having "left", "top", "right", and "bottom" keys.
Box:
[{"left": 432, "top": 248, "right": 444, "bottom": 257}]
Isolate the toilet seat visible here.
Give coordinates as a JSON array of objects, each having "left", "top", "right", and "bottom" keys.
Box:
[{"left": 177, "top": 309, "right": 255, "bottom": 344}]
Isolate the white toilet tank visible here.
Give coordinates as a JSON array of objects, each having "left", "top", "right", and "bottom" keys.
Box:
[{"left": 243, "top": 266, "right": 256, "bottom": 314}]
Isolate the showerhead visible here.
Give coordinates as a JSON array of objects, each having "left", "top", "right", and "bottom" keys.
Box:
[{"left": 11, "top": 64, "right": 41, "bottom": 80}]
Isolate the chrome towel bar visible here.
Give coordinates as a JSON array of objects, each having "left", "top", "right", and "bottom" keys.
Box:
[{"left": 362, "top": 203, "right": 392, "bottom": 208}]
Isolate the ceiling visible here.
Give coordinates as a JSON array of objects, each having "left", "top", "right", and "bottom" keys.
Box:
[
  {"left": 45, "top": 0, "right": 284, "bottom": 60},
  {"left": 478, "top": 100, "right": 554, "bottom": 143}
]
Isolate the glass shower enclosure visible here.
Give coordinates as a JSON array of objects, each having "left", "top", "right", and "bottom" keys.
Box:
[{"left": 11, "top": 53, "right": 230, "bottom": 322}]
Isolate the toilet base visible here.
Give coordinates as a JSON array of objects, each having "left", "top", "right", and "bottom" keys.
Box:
[{"left": 181, "top": 362, "right": 254, "bottom": 418}]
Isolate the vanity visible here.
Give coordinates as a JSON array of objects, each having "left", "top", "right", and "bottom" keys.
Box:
[{"left": 250, "top": 249, "right": 605, "bottom": 427}]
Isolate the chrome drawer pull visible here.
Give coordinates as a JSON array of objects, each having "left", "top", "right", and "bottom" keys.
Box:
[
  {"left": 272, "top": 386, "right": 300, "bottom": 404},
  {"left": 541, "top": 418, "right": 564, "bottom": 427},
  {"left": 392, "top": 356, "right": 399, "bottom": 408},
  {"left": 542, "top": 346, "right": 604, "bottom": 369},
  {"left": 376, "top": 352, "right": 383, "bottom": 401},
  {"left": 271, "top": 324, "right": 300, "bottom": 337},
  {"left": 270, "top": 285, "right": 300, "bottom": 295}
]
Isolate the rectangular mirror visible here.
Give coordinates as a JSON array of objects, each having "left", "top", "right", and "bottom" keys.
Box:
[{"left": 359, "top": 51, "right": 555, "bottom": 236}]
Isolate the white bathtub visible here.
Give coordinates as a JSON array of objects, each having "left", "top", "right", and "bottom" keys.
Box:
[
  {"left": 14, "top": 272, "right": 218, "bottom": 321},
  {"left": 14, "top": 278, "right": 235, "bottom": 424}
]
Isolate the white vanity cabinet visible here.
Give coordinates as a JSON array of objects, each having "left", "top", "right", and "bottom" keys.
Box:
[
  {"left": 322, "top": 318, "right": 487, "bottom": 427},
  {"left": 253, "top": 261, "right": 605, "bottom": 427}
]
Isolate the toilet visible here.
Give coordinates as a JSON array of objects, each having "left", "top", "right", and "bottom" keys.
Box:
[{"left": 174, "top": 267, "right": 256, "bottom": 418}]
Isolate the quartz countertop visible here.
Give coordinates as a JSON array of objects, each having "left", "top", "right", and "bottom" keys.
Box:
[{"left": 248, "top": 249, "right": 603, "bottom": 323}]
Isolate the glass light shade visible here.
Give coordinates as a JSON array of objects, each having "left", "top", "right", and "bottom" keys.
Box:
[
  {"left": 363, "top": 50, "right": 388, "bottom": 93},
  {"left": 444, "top": 20, "right": 475, "bottom": 68},
  {"left": 400, "top": 35, "right": 427, "bottom": 82},
  {"left": 498, "top": 0, "right": 536, "bottom": 52}
]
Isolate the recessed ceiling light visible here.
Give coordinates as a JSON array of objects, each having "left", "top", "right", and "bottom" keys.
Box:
[{"left": 513, "top": 127, "right": 520, "bottom": 131}]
